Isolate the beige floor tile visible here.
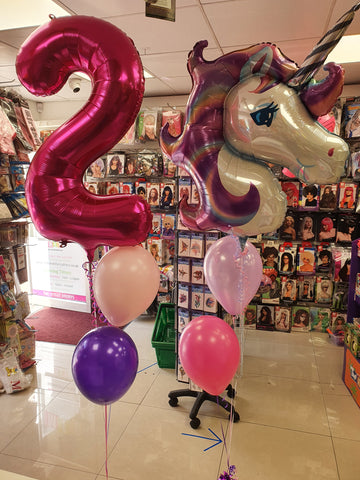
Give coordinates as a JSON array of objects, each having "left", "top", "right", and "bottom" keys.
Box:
[
  {"left": 0, "top": 388, "right": 58, "bottom": 451},
  {"left": 63, "top": 360, "right": 160, "bottom": 404},
  {"left": 246, "top": 329, "right": 314, "bottom": 346},
  {"left": 30, "top": 341, "right": 75, "bottom": 391},
  {"left": 236, "top": 374, "right": 330, "bottom": 435},
  {"left": 0, "top": 454, "right": 96, "bottom": 480},
  {"left": 3, "top": 392, "right": 138, "bottom": 474},
  {"left": 332, "top": 437, "right": 360, "bottom": 480},
  {"left": 314, "top": 346, "right": 345, "bottom": 385},
  {"left": 102, "top": 405, "right": 225, "bottom": 480},
  {"left": 243, "top": 337, "right": 319, "bottom": 381},
  {"left": 124, "top": 316, "right": 158, "bottom": 363},
  {"left": 310, "top": 332, "right": 338, "bottom": 348},
  {"left": 324, "top": 394, "right": 360, "bottom": 441},
  {"left": 219, "top": 422, "right": 339, "bottom": 480},
  {"left": 142, "top": 368, "right": 238, "bottom": 423},
  {"left": 2, "top": 323, "right": 359, "bottom": 480},
  {"left": 320, "top": 382, "right": 350, "bottom": 396}
]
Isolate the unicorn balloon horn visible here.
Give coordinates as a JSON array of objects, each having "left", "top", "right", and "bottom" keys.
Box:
[{"left": 288, "top": 1, "right": 360, "bottom": 89}]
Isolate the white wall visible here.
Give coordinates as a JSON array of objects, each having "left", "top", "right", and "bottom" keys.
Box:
[
  {"left": 29, "top": 95, "right": 189, "bottom": 128},
  {"left": 28, "top": 83, "right": 360, "bottom": 129}
]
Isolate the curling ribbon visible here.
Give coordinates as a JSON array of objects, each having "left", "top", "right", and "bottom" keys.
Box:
[
  {"left": 82, "top": 262, "right": 108, "bottom": 327},
  {"left": 104, "top": 404, "right": 110, "bottom": 479}
]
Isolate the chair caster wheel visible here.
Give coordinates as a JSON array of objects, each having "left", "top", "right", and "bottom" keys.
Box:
[
  {"left": 229, "top": 411, "right": 240, "bottom": 423},
  {"left": 227, "top": 386, "right": 236, "bottom": 398},
  {"left": 190, "top": 417, "right": 201, "bottom": 429},
  {"left": 168, "top": 397, "right": 178, "bottom": 407}
]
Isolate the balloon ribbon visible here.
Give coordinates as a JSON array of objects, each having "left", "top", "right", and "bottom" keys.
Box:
[{"left": 82, "top": 261, "right": 109, "bottom": 327}]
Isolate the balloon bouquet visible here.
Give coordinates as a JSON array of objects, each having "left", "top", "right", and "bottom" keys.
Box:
[
  {"left": 15, "top": 3, "right": 359, "bottom": 479},
  {"left": 16, "top": 15, "right": 160, "bottom": 408},
  {"left": 160, "top": 3, "right": 359, "bottom": 478}
]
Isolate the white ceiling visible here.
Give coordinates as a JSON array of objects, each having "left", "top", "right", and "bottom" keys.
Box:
[{"left": 1, "top": 0, "right": 360, "bottom": 103}]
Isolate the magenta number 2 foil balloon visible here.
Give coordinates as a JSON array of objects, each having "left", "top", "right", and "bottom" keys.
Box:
[{"left": 16, "top": 16, "right": 152, "bottom": 261}]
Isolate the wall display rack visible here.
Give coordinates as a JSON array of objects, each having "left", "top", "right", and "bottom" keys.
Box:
[
  {"left": 0, "top": 89, "right": 38, "bottom": 393},
  {"left": 82, "top": 108, "right": 183, "bottom": 313},
  {"left": 239, "top": 97, "right": 360, "bottom": 336}
]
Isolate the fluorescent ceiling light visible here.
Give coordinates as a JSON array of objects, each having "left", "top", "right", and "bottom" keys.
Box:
[
  {"left": 0, "top": 0, "right": 70, "bottom": 31},
  {"left": 327, "top": 35, "right": 360, "bottom": 64}
]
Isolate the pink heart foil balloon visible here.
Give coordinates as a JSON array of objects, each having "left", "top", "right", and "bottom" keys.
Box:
[{"left": 204, "top": 235, "right": 263, "bottom": 315}]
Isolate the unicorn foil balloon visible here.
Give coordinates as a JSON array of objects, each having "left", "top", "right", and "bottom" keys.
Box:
[{"left": 160, "top": 41, "right": 348, "bottom": 236}]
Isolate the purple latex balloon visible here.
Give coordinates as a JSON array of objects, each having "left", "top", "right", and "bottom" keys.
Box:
[
  {"left": 204, "top": 235, "right": 263, "bottom": 315},
  {"left": 16, "top": 16, "right": 151, "bottom": 261},
  {"left": 72, "top": 326, "right": 138, "bottom": 405}
]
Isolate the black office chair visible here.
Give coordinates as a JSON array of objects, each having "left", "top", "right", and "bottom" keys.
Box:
[{"left": 168, "top": 383, "right": 240, "bottom": 429}]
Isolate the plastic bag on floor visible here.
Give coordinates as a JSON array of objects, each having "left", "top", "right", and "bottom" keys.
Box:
[{"left": 0, "top": 343, "right": 32, "bottom": 394}]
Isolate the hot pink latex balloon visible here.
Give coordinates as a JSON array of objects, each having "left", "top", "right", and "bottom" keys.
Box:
[
  {"left": 93, "top": 246, "right": 160, "bottom": 327},
  {"left": 16, "top": 16, "right": 152, "bottom": 261},
  {"left": 179, "top": 315, "right": 240, "bottom": 395},
  {"left": 204, "top": 235, "right": 263, "bottom": 315}
]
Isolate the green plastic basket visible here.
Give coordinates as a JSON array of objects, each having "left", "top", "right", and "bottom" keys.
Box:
[{"left": 151, "top": 303, "right": 176, "bottom": 368}]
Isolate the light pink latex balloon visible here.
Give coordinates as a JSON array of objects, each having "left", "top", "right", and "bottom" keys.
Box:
[
  {"left": 204, "top": 235, "right": 263, "bottom": 315},
  {"left": 93, "top": 246, "right": 160, "bottom": 327},
  {"left": 179, "top": 315, "right": 240, "bottom": 395}
]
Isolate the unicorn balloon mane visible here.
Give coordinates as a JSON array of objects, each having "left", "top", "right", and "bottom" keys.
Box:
[{"left": 160, "top": 40, "right": 349, "bottom": 235}]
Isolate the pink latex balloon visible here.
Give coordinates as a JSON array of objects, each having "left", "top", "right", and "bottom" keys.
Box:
[
  {"left": 204, "top": 235, "right": 263, "bottom": 315},
  {"left": 179, "top": 316, "right": 240, "bottom": 395},
  {"left": 16, "top": 16, "right": 152, "bottom": 261},
  {"left": 93, "top": 246, "right": 160, "bottom": 327}
]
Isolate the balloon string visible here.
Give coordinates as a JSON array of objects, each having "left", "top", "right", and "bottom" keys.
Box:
[
  {"left": 82, "top": 261, "right": 109, "bottom": 327},
  {"left": 231, "top": 233, "right": 247, "bottom": 376},
  {"left": 217, "top": 314, "right": 239, "bottom": 480},
  {"left": 238, "top": 311, "right": 245, "bottom": 378},
  {"left": 104, "top": 404, "right": 109, "bottom": 479}
]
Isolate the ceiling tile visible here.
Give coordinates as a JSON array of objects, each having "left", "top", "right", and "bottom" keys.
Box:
[
  {"left": 0, "top": 26, "right": 37, "bottom": 49},
  {"left": 142, "top": 47, "right": 222, "bottom": 78},
  {"left": 329, "top": 0, "right": 360, "bottom": 36},
  {"left": 107, "top": 6, "right": 217, "bottom": 55},
  {"left": 203, "top": 0, "right": 332, "bottom": 47},
  {"left": 59, "top": 0, "right": 145, "bottom": 16},
  {"left": 0, "top": 0, "right": 359, "bottom": 104},
  {"left": 222, "top": 37, "right": 321, "bottom": 66},
  {"left": 144, "top": 77, "right": 178, "bottom": 96},
  {"left": 0, "top": 43, "right": 17, "bottom": 64},
  {"left": 159, "top": 75, "right": 193, "bottom": 95}
]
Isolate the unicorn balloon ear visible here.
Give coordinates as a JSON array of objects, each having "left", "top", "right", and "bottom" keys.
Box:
[
  {"left": 296, "top": 63, "right": 344, "bottom": 117},
  {"left": 287, "top": 2, "right": 360, "bottom": 115}
]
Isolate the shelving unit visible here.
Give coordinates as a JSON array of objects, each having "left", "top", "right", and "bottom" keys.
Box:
[
  {"left": 0, "top": 90, "right": 37, "bottom": 376},
  {"left": 82, "top": 128, "right": 180, "bottom": 312}
]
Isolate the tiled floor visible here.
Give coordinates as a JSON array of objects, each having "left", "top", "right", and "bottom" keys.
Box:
[{"left": 1, "top": 317, "right": 360, "bottom": 480}]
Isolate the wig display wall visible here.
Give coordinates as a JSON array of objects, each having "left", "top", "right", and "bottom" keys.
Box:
[
  {"left": 176, "top": 233, "right": 222, "bottom": 384},
  {"left": 82, "top": 108, "right": 183, "bottom": 309},
  {"left": 244, "top": 97, "right": 360, "bottom": 336}
]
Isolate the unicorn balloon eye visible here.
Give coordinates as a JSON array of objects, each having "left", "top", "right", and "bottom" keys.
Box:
[{"left": 250, "top": 102, "right": 279, "bottom": 127}]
